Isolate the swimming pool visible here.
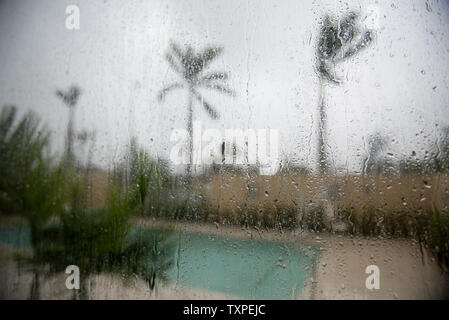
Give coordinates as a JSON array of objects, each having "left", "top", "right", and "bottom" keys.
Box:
[
  {"left": 169, "top": 231, "right": 318, "bottom": 299},
  {"left": 0, "top": 226, "right": 318, "bottom": 299}
]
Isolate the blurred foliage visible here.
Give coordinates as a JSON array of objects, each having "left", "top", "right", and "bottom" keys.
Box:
[
  {"left": 0, "top": 105, "right": 70, "bottom": 225},
  {"left": 33, "top": 166, "right": 177, "bottom": 297},
  {"left": 34, "top": 184, "right": 176, "bottom": 293},
  {"left": 0, "top": 109, "right": 176, "bottom": 298},
  {"left": 114, "top": 138, "right": 179, "bottom": 217},
  {"left": 336, "top": 206, "right": 449, "bottom": 269},
  {"left": 159, "top": 42, "right": 234, "bottom": 100},
  {"left": 426, "top": 209, "right": 449, "bottom": 269},
  {"left": 124, "top": 138, "right": 173, "bottom": 216},
  {"left": 317, "top": 11, "right": 373, "bottom": 83},
  {"left": 117, "top": 141, "right": 301, "bottom": 228},
  {"left": 299, "top": 206, "right": 326, "bottom": 232},
  {"left": 222, "top": 205, "right": 299, "bottom": 230},
  {"left": 27, "top": 177, "right": 177, "bottom": 298}
]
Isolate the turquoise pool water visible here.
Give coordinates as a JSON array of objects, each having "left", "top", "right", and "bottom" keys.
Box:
[
  {"left": 0, "top": 226, "right": 318, "bottom": 299},
  {"left": 170, "top": 231, "right": 317, "bottom": 299},
  {"left": 0, "top": 226, "right": 31, "bottom": 249}
]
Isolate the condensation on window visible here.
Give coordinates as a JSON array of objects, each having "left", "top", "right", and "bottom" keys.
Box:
[{"left": 0, "top": 0, "right": 448, "bottom": 300}]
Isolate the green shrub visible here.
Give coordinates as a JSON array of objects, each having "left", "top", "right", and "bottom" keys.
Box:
[
  {"left": 425, "top": 210, "right": 449, "bottom": 269},
  {"left": 0, "top": 106, "right": 50, "bottom": 213},
  {"left": 0, "top": 110, "right": 177, "bottom": 297},
  {"left": 0, "top": 105, "right": 72, "bottom": 229},
  {"left": 299, "top": 205, "right": 326, "bottom": 232},
  {"left": 33, "top": 182, "right": 176, "bottom": 296},
  {"left": 337, "top": 205, "right": 449, "bottom": 270}
]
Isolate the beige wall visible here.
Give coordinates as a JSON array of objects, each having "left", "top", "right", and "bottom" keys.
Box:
[
  {"left": 203, "top": 172, "right": 449, "bottom": 216},
  {"left": 84, "top": 170, "right": 449, "bottom": 217}
]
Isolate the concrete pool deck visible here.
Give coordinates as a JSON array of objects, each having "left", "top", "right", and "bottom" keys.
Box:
[
  {"left": 301, "top": 235, "right": 449, "bottom": 299},
  {"left": 140, "top": 219, "right": 449, "bottom": 299},
  {"left": 1, "top": 217, "right": 448, "bottom": 299}
]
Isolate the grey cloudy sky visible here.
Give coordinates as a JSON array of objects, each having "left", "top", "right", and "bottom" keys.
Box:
[{"left": 0, "top": 0, "right": 448, "bottom": 173}]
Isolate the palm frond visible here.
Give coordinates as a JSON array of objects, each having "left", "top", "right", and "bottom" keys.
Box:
[
  {"left": 68, "top": 86, "right": 81, "bottom": 106},
  {"left": 55, "top": 90, "right": 64, "bottom": 100},
  {"left": 157, "top": 83, "right": 184, "bottom": 102},
  {"left": 55, "top": 86, "right": 81, "bottom": 107},
  {"left": 170, "top": 44, "right": 203, "bottom": 81},
  {"left": 340, "top": 30, "right": 373, "bottom": 61},
  {"left": 193, "top": 91, "right": 220, "bottom": 120},
  {"left": 316, "top": 11, "right": 373, "bottom": 80},
  {"left": 317, "top": 15, "right": 341, "bottom": 61},
  {"left": 169, "top": 42, "right": 185, "bottom": 60},
  {"left": 200, "top": 72, "right": 229, "bottom": 82},
  {"left": 0, "top": 105, "right": 17, "bottom": 142},
  {"left": 202, "top": 83, "right": 235, "bottom": 96},
  {"left": 338, "top": 11, "right": 357, "bottom": 43},
  {"left": 198, "top": 46, "right": 223, "bottom": 69},
  {"left": 165, "top": 53, "right": 183, "bottom": 75}
]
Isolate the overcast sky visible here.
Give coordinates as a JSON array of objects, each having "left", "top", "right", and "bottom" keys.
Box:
[{"left": 0, "top": 0, "right": 448, "bottom": 173}]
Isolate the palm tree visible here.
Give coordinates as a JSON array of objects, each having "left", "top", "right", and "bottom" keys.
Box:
[
  {"left": 158, "top": 42, "right": 234, "bottom": 177},
  {"left": 56, "top": 85, "right": 81, "bottom": 162},
  {"left": 316, "top": 12, "right": 373, "bottom": 174}
]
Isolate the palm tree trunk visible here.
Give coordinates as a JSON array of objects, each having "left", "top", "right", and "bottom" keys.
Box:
[
  {"left": 186, "top": 88, "right": 194, "bottom": 178},
  {"left": 317, "top": 77, "right": 327, "bottom": 175},
  {"left": 29, "top": 269, "right": 40, "bottom": 300},
  {"left": 66, "top": 106, "right": 75, "bottom": 161}
]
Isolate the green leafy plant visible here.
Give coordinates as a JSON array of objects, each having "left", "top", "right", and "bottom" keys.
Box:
[
  {"left": 425, "top": 210, "right": 449, "bottom": 269},
  {"left": 0, "top": 105, "right": 71, "bottom": 221},
  {"left": 299, "top": 205, "right": 326, "bottom": 232},
  {"left": 33, "top": 183, "right": 177, "bottom": 299},
  {"left": 0, "top": 105, "right": 76, "bottom": 299}
]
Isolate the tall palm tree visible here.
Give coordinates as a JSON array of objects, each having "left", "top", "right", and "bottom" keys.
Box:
[
  {"left": 316, "top": 12, "right": 373, "bottom": 174},
  {"left": 158, "top": 42, "right": 234, "bottom": 176},
  {"left": 56, "top": 85, "right": 81, "bottom": 162}
]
